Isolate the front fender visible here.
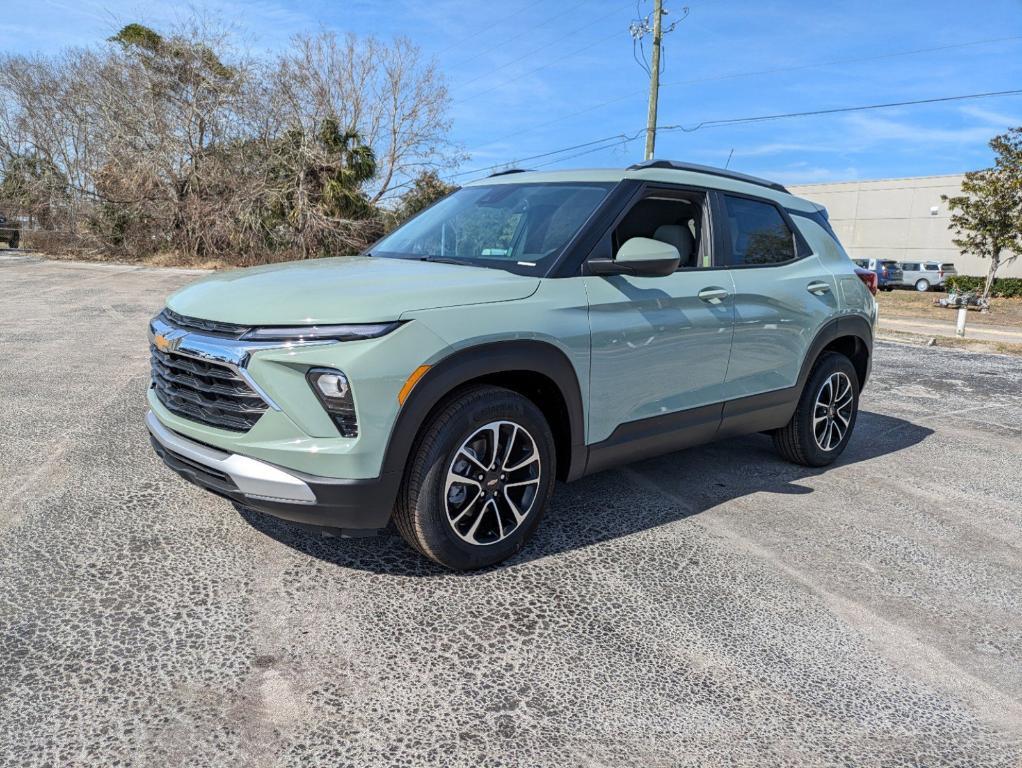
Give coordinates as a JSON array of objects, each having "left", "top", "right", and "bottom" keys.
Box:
[{"left": 381, "top": 340, "right": 588, "bottom": 481}]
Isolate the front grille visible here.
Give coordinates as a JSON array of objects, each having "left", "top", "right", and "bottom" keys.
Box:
[{"left": 150, "top": 346, "right": 268, "bottom": 432}]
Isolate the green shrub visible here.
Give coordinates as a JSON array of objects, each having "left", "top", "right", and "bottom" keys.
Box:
[{"left": 945, "top": 275, "right": 1022, "bottom": 298}]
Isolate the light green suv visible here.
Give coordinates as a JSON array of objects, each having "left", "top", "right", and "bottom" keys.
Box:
[{"left": 147, "top": 160, "right": 877, "bottom": 569}]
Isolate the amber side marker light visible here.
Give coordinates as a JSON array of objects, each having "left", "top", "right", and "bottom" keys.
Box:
[{"left": 398, "top": 365, "right": 431, "bottom": 405}]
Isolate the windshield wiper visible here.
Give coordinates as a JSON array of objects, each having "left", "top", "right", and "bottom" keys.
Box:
[{"left": 420, "top": 256, "right": 479, "bottom": 267}]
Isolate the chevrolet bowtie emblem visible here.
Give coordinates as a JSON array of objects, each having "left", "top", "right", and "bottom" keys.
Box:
[{"left": 153, "top": 332, "right": 182, "bottom": 353}]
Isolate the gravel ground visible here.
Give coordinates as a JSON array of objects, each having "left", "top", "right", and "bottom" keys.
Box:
[{"left": 2, "top": 256, "right": 1021, "bottom": 767}]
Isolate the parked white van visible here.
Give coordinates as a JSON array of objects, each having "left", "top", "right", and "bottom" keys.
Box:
[{"left": 899, "top": 261, "right": 957, "bottom": 292}]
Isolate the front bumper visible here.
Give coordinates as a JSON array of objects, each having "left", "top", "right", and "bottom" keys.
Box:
[{"left": 146, "top": 411, "right": 397, "bottom": 532}]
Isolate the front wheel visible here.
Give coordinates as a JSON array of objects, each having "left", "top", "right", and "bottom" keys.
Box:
[
  {"left": 915, "top": 279, "right": 930, "bottom": 292},
  {"left": 394, "top": 385, "right": 556, "bottom": 570},
  {"left": 773, "top": 352, "right": 859, "bottom": 467}
]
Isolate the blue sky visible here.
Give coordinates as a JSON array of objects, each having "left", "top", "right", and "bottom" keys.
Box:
[{"left": 6, "top": 0, "right": 1022, "bottom": 185}]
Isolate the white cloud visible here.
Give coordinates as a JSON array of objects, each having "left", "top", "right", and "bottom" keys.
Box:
[
  {"left": 842, "top": 113, "right": 1002, "bottom": 145},
  {"left": 957, "top": 104, "right": 1022, "bottom": 129},
  {"left": 767, "top": 166, "right": 862, "bottom": 185}
]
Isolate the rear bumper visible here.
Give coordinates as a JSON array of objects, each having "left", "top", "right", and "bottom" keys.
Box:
[{"left": 146, "top": 411, "right": 397, "bottom": 533}]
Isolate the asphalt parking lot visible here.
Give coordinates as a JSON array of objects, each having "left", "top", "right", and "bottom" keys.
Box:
[{"left": 2, "top": 255, "right": 1021, "bottom": 767}]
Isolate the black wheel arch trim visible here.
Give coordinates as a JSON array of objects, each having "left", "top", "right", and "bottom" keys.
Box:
[
  {"left": 381, "top": 339, "right": 588, "bottom": 483},
  {"left": 377, "top": 316, "right": 870, "bottom": 516},
  {"left": 799, "top": 314, "right": 873, "bottom": 389}
]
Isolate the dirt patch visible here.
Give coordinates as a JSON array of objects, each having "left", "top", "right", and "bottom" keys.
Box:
[{"left": 877, "top": 290, "right": 1022, "bottom": 329}]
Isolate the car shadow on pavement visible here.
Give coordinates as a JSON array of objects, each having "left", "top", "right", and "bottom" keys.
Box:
[{"left": 237, "top": 411, "right": 933, "bottom": 577}]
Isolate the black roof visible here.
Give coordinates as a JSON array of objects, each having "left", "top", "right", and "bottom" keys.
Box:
[{"left": 626, "top": 159, "right": 789, "bottom": 194}]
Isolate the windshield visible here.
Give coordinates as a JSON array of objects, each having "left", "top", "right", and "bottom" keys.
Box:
[{"left": 372, "top": 182, "right": 614, "bottom": 275}]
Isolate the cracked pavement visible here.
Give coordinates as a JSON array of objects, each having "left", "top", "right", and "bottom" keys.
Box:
[{"left": 1, "top": 256, "right": 1021, "bottom": 766}]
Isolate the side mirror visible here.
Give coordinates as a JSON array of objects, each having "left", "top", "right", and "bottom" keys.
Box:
[{"left": 587, "top": 236, "right": 680, "bottom": 277}]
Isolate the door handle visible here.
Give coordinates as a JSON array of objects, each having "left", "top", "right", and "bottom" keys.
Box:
[
  {"left": 697, "top": 287, "right": 729, "bottom": 304},
  {"left": 807, "top": 281, "right": 831, "bottom": 295}
]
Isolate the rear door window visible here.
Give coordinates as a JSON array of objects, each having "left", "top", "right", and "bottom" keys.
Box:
[{"left": 722, "top": 195, "right": 796, "bottom": 266}]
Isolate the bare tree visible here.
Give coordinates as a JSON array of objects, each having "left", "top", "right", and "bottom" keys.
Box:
[
  {"left": 273, "top": 32, "right": 459, "bottom": 205},
  {"left": 0, "top": 20, "right": 461, "bottom": 264}
]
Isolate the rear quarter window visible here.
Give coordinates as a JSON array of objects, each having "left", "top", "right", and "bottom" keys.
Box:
[{"left": 724, "top": 195, "right": 796, "bottom": 266}]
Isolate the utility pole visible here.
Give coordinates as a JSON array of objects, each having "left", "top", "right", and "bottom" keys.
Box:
[
  {"left": 643, "top": 0, "right": 664, "bottom": 160},
  {"left": 632, "top": 2, "right": 686, "bottom": 161}
]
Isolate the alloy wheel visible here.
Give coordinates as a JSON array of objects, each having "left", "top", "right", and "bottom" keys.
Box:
[
  {"left": 813, "top": 372, "right": 854, "bottom": 452},
  {"left": 444, "top": 420, "right": 541, "bottom": 546}
]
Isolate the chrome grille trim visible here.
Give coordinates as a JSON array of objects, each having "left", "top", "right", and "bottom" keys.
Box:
[
  {"left": 150, "top": 345, "right": 268, "bottom": 432},
  {"left": 148, "top": 309, "right": 337, "bottom": 431}
]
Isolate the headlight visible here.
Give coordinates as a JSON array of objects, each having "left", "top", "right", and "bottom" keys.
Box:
[
  {"left": 242, "top": 322, "right": 402, "bottom": 342},
  {"left": 307, "top": 368, "right": 358, "bottom": 437}
]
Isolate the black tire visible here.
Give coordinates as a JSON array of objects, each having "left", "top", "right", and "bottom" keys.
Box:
[
  {"left": 773, "top": 351, "right": 859, "bottom": 467},
  {"left": 394, "top": 385, "right": 556, "bottom": 570},
  {"left": 915, "top": 278, "right": 930, "bottom": 292}
]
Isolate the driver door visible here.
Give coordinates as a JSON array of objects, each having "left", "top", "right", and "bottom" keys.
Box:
[{"left": 583, "top": 186, "right": 735, "bottom": 449}]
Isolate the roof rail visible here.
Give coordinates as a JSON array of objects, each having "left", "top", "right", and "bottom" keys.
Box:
[
  {"left": 488, "top": 168, "right": 530, "bottom": 178},
  {"left": 627, "top": 159, "right": 789, "bottom": 193}
]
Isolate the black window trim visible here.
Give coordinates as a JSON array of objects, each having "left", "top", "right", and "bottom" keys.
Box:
[{"left": 715, "top": 189, "right": 812, "bottom": 270}]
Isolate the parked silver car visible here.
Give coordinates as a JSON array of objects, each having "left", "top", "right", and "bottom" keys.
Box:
[{"left": 899, "top": 260, "right": 957, "bottom": 291}]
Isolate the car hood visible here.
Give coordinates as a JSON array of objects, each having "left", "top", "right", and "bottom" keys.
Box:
[{"left": 166, "top": 256, "right": 540, "bottom": 325}]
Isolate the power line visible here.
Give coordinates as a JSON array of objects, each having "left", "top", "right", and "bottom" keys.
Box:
[
  {"left": 529, "top": 136, "right": 639, "bottom": 169},
  {"left": 450, "top": 133, "right": 638, "bottom": 180},
  {"left": 472, "top": 34, "right": 1022, "bottom": 151},
  {"left": 459, "top": 0, "right": 708, "bottom": 127},
  {"left": 451, "top": 88, "right": 1022, "bottom": 182},
  {"left": 663, "top": 88, "right": 1022, "bottom": 132}
]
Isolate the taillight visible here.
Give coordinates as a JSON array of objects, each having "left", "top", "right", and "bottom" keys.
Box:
[{"left": 855, "top": 268, "right": 878, "bottom": 296}]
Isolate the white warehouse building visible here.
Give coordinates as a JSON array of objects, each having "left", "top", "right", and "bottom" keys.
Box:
[{"left": 788, "top": 174, "right": 1021, "bottom": 279}]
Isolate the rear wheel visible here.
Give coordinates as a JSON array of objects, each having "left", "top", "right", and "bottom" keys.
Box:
[
  {"left": 394, "top": 385, "right": 556, "bottom": 570},
  {"left": 915, "top": 278, "right": 930, "bottom": 292},
  {"left": 773, "top": 352, "right": 859, "bottom": 467}
]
